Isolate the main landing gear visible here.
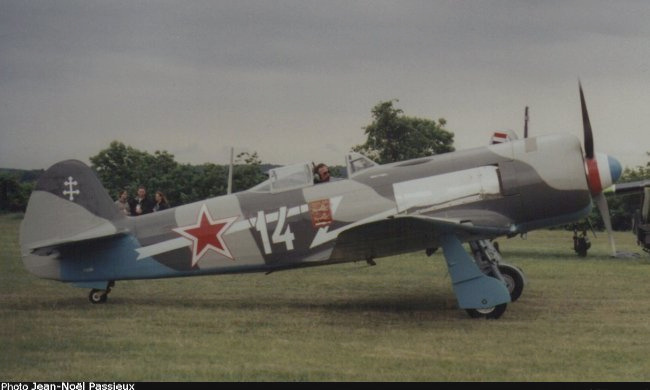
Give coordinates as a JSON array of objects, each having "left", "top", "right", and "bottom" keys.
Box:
[
  {"left": 469, "top": 239, "right": 526, "bottom": 307},
  {"left": 88, "top": 281, "right": 115, "bottom": 304},
  {"left": 457, "top": 240, "right": 525, "bottom": 319},
  {"left": 438, "top": 236, "right": 527, "bottom": 319},
  {"left": 439, "top": 235, "right": 513, "bottom": 319},
  {"left": 573, "top": 226, "right": 591, "bottom": 257}
]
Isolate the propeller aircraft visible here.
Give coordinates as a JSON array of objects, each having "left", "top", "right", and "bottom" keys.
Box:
[{"left": 19, "top": 84, "right": 622, "bottom": 319}]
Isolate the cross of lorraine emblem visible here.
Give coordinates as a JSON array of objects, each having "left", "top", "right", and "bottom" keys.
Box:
[{"left": 63, "top": 176, "right": 80, "bottom": 201}]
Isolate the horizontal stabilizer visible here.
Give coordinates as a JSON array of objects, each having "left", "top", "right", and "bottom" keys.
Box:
[{"left": 22, "top": 203, "right": 125, "bottom": 250}]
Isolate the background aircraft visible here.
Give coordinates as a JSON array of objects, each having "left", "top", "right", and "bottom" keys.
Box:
[
  {"left": 19, "top": 85, "right": 622, "bottom": 319},
  {"left": 606, "top": 179, "right": 650, "bottom": 254}
]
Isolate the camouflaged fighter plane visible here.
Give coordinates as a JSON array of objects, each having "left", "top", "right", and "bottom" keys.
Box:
[{"left": 19, "top": 85, "right": 622, "bottom": 319}]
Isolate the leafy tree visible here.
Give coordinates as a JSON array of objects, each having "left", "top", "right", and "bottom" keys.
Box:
[
  {"left": 0, "top": 173, "right": 33, "bottom": 212},
  {"left": 232, "top": 152, "right": 267, "bottom": 192},
  {"left": 90, "top": 141, "right": 267, "bottom": 207},
  {"left": 176, "top": 163, "right": 229, "bottom": 204},
  {"left": 353, "top": 100, "right": 455, "bottom": 164},
  {"left": 90, "top": 141, "right": 148, "bottom": 198}
]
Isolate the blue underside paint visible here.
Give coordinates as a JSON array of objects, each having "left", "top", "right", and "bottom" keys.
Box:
[
  {"left": 439, "top": 234, "right": 511, "bottom": 309},
  {"left": 59, "top": 234, "right": 276, "bottom": 284},
  {"left": 72, "top": 281, "right": 112, "bottom": 290},
  {"left": 60, "top": 234, "right": 181, "bottom": 282}
]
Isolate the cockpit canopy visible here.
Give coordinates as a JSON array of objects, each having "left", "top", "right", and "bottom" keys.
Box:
[
  {"left": 269, "top": 162, "right": 313, "bottom": 193},
  {"left": 248, "top": 153, "right": 379, "bottom": 193},
  {"left": 345, "top": 152, "right": 378, "bottom": 176},
  {"left": 249, "top": 162, "right": 313, "bottom": 193}
]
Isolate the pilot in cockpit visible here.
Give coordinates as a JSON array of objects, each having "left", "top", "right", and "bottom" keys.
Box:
[{"left": 313, "top": 163, "right": 330, "bottom": 184}]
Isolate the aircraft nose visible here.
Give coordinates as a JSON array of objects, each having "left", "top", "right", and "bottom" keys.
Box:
[{"left": 586, "top": 153, "right": 622, "bottom": 195}]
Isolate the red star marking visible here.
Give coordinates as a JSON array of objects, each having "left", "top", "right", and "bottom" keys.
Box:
[{"left": 173, "top": 204, "right": 238, "bottom": 267}]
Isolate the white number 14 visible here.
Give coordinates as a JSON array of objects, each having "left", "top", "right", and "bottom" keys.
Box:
[{"left": 255, "top": 207, "right": 295, "bottom": 254}]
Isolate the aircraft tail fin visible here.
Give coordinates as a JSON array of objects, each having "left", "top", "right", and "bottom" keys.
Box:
[{"left": 20, "top": 160, "right": 126, "bottom": 253}]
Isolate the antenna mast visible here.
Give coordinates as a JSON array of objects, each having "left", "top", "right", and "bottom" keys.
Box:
[
  {"left": 524, "top": 106, "right": 529, "bottom": 138},
  {"left": 227, "top": 147, "right": 234, "bottom": 195}
]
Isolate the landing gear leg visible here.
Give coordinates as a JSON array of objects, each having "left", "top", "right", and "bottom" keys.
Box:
[
  {"left": 469, "top": 240, "right": 526, "bottom": 302},
  {"left": 439, "top": 235, "right": 511, "bottom": 319}
]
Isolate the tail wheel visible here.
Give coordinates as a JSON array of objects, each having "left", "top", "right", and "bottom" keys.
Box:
[
  {"left": 89, "top": 289, "right": 108, "bottom": 304},
  {"left": 466, "top": 304, "right": 507, "bottom": 319}
]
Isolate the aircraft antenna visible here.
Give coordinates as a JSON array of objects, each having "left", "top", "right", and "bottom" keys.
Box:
[
  {"left": 524, "top": 106, "right": 529, "bottom": 138},
  {"left": 227, "top": 147, "right": 234, "bottom": 195}
]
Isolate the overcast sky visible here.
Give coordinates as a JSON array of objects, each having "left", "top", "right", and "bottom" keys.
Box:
[{"left": 1, "top": 0, "right": 649, "bottom": 171}]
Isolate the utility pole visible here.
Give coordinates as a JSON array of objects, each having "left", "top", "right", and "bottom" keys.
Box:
[{"left": 524, "top": 106, "right": 529, "bottom": 138}]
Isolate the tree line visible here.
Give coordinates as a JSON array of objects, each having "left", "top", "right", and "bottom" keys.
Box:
[
  {"left": 89, "top": 142, "right": 268, "bottom": 207},
  {"left": 0, "top": 170, "right": 38, "bottom": 212}
]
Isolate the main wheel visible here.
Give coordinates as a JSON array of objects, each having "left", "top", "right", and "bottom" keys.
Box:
[
  {"left": 89, "top": 289, "right": 108, "bottom": 304},
  {"left": 498, "top": 264, "right": 525, "bottom": 302},
  {"left": 466, "top": 303, "right": 507, "bottom": 319}
]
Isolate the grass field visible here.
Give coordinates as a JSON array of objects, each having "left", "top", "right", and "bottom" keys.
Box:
[{"left": 2, "top": 212, "right": 650, "bottom": 381}]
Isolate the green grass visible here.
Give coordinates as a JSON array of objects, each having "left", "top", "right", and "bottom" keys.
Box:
[{"left": 2, "top": 213, "right": 650, "bottom": 381}]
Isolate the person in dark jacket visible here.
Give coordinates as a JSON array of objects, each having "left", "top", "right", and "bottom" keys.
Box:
[{"left": 130, "top": 185, "right": 154, "bottom": 216}]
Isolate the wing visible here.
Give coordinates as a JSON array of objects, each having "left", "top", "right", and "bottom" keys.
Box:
[
  {"left": 606, "top": 179, "right": 650, "bottom": 195},
  {"left": 329, "top": 209, "right": 514, "bottom": 262}
]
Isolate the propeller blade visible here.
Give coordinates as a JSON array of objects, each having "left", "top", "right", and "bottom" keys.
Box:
[
  {"left": 579, "top": 83, "right": 622, "bottom": 257},
  {"left": 579, "top": 83, "right": 595, "bottom": 159},
  {"left": 594, "top": 192, "right": 617, "bottom": 257}
]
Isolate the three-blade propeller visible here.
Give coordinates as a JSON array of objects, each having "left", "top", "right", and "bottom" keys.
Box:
[{"left": 579, "top": 83, "right": 622, "bottom": 257}]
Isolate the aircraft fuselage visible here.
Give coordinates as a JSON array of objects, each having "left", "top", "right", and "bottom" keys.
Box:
[{"left": 20, "top": 133, "right": 594, "bottom": 284}]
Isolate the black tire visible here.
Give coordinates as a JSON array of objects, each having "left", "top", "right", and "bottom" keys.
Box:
[
  {"left": 498, "top": 264, "right": 525, "bottom": 302},
  {"left": 89, "top": 289, "right": 107, "bottom": 304},
  {"left": 465, "top": 303, "right": 507, "bottom": 319},
  {"left": 575, "top": 237, "right": 590, "bottom": 257}
]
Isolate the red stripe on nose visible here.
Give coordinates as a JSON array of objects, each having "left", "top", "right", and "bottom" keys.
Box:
[{"left": 586, "top": 158, "right": 602, "bottom": 195}]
